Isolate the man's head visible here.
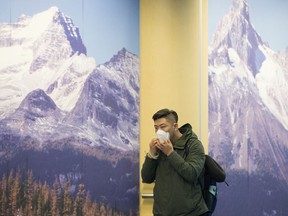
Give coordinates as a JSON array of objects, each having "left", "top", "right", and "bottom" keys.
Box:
[
  {"left": 152, "top": 109, "right": 181, "bottom": 143},
  {"left": 152, "top": 108, "right": 178, "bottom": 123}
]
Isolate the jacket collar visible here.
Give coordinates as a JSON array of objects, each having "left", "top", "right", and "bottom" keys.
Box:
[{"left": 174, "top": 123, "right": 197, "bottom": 150}]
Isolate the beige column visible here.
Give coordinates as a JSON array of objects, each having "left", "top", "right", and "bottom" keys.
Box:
[{"left": 139, "top": 0, "right": 208, "bottom": 215}]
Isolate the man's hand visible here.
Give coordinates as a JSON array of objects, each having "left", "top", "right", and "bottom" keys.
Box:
[
  {"left": 156, "top": 138, "right": 173, "bottom": 156},
  {"left": 149, "top": 138, "right": 159, "bottom": 156}
]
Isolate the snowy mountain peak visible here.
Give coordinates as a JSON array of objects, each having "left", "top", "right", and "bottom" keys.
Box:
[
  {"left": 14, "top": 88, "right": 63, "bottom": 123},
  {"left": 66, "top": 48, "right": 139, "bottom": 151},
  {"left": 115, "top": 47, "right": 130, "bottom": 58},
  {"left": 107, "top": 48, "right": 137, "bottom": 67},
  {"left": 104, "top": 48, "right": 139, "bottom": 85},
  {"left": 19, "top": 89, "right": 57, "bottom": 112},
  {"left": 41, "top": 6, "right": 86, "bottom": 55},
  {"left": 26, "top": 6, "right": 86, "bottom": 55},
  {"left": 0, "top": 89, "right": 64, "bottom": 143},
  {"left": 209, "top": 0, "right": 264, "bottom": 76},
  {"left": 47, "top": 6, "right": 60, "bottom": 14},
  {"left": 0, "top": 7, "right": 95, "bottom": 119},
  {"left": 231, "top": 0, "right": 248, "bottom": 16}
]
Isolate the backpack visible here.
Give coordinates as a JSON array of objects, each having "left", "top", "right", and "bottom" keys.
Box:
[
  {"left": 184, "top": 143, "right": 227, "bottom": 215},
  {"left": 202, "top": 155, "right": 227, "bottom": 215}
]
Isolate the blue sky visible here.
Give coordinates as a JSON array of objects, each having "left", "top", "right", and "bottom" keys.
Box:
[
  {"left": 1, "top": 0, "right": 287, "bottom": 63},
  {"left": 208, "top": 0, "right": 288, "bottom": 52},
  {"left": 0, "top": 0, "right": 139, "bottom": 64}
]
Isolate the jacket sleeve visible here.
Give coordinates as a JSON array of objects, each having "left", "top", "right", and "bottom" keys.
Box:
[
  {"left": 167, "top": 140, "right": 205, "bottom": 183},
  {"left": 141, "top": 155, "right": 158, "bottom": 183}
]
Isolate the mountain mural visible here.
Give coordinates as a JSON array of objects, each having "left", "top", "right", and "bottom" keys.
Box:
[
  {"left": 0, "top": 6, "right": 95, "bottom": 118},
  {"left": 0, "top": 6, "right": 139, "bottom": 214},
  {"left": 208, "top": 0, "right": 288, "bottom": 215}
]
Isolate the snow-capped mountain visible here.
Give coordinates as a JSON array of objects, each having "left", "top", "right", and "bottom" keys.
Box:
[
  {"left": 0, "top": 7, "right": 139, "bottom": 154},
  {"left": 0, "top": 89, "right": 64, "bottom": 140},
  {"left": 208, "top": 0, "right": 288, "bottom": 182},
  {"left": 66, "top": 48, "right": 140, "bottom": 151},
  {"left": 0, "top": 6, "right": 95, "bottom": 119},
  {"left": 0, "top": 6, "right": 140, "bottom": 213},
  {"left": 209, "top": 0, "right": 264, "bottom": 77}
]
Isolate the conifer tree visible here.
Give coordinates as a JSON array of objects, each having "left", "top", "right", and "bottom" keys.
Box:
[
  {"left": 51, "top": 178, "right": 60, "bottom": 216},
  {"left": 35, "top": 182, "right": 42, "bottom": 215},
  {"left": 23, "top": 170, "right": 33, "bottom": 216},
  {"left": 99, "top": 203, "right": 107, "bottom": 216},
  {"left": 83, "top": 191, "right": 96, "bottom": 215},
  {"left": 7, "top": 170, "right": 14, "bottom": 215},
  {"left": 63, "top": 180, "right": 73, "bottom": 216},
  {"left": 107, "top": 207, "right": 113, "bottom": 216},
  {"left": 42, "top": 182, "right": 52, "bottom": 214},
  {"left": 73, "top": 183, "right": 85, "bottom": 216},
  {"left": 92, "top": 202, "right": 100, "bottom": 216},
  {"left": 11, "top": 170, "right": 21, "bottom": 215},
  {"left": 0, "top": 175, "right": 7, "bottom": 216}
]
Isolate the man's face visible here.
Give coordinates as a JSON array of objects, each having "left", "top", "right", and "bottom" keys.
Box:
[{"left": 154, "top": 117, "right": 176, "bottom": 138}]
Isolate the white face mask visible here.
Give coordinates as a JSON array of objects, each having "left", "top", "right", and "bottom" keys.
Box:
[{"left": 156, "top": 129, "right": 170, "bottom": 143}]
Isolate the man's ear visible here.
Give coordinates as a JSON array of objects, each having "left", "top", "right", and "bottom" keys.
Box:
[{"left": 174, "top": 123, "right": 178, "bottom": 131}]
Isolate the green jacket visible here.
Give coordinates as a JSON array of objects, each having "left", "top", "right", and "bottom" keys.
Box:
[{"left": 141, "top": 123, "right": 208, "bottom": 216}]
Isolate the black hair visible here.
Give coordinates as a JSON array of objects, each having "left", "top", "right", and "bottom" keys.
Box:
[{"left": 152, "top": 108, "right": 178, "bottom": 123}]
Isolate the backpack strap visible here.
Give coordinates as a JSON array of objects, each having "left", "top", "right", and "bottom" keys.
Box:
[
  {"left": 183, "top": 138, "right": 197, "bottom": 159},
  {"left": 184, "top": 140, "right": 228, "bottom": 185}
]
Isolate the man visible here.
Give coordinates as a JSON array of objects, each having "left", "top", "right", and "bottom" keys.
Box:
[{"left": 141, "top": 108, "right": 208, "bottom": 216}]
